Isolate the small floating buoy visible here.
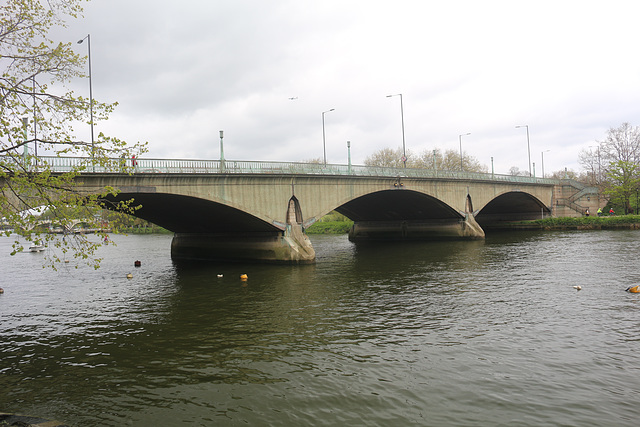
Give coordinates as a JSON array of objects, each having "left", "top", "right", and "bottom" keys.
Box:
[
  {"left": 126, "top": 273, "right": 133, "bottom": 279},
  {"left": 134, "top": 260, "right": 141, "bottom": 267},
  {"left": 240, "top": 274, "right": 248, "bottom": 281},
  {"left": 626, "top": 285, "right": 640, "bottom": 293},
  {"left": 0, "top": 288, "right": 4, "bottom": 294},
  {"left": 217, "top": 274, "right": 223, "bottom": 278},
  {"left": 573, "top": 285, "right": 582, "bottom": 291}
]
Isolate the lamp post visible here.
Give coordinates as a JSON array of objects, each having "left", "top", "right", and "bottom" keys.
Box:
[
  {"left": 541, "top": 150, "right": 550, "bottom": 178},
  {"left": 386, "top": 94, "right": 406, "bottom": 167},
  {"left": 77, "top": 34, "right": 94, "bottom": 170},
  {"left": 433, "top": 149, "right": 437, "bottom": 174},
  {"left": 459, "top": 133, "right": 470, "bottom": 171},
  {"left": 491, "top": 156, "right": 494, "bottom": 179},
  {"left": 32, "top": 76, "right": 37, "bottom": 161},
  {"left": 589, "top": 145, "right": 601, "bottom": 185},
  {"left": 219, "top": 130, "right": 225, "bottom": 172},
  {"left": 322, "top": 109, "right": 334, "bottom": 165},
  {"left": 516, "top": 125, "right": 531, "bottom": 176},
  {"left": 21, "top": 117, "right": 28, "bottom": 165},
  {"left": 347, "top": 140, "right": 351, "bottom": 174}
]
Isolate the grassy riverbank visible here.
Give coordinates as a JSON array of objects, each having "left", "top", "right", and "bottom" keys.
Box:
[
  {"left": 504, "top": 215, "right": 640, "bottom": 230},
  {"left": 113, "top": 216, "right": 640, "bottom": 235},
  {"left": 305, "top": 216, "right": 640, "bottom": 234},
  {"left": 306, "top": 220, "right": 353, "bottom": 234}
]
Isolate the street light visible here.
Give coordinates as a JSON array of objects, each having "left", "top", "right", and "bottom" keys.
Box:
[
  {"left": 386, "top": 94, "right": 406, "bottom": 168},
  {"left": 541, "top": 150, "right": 550, "bottom": 178},
  {"left": 516, "top": 125, "right": 531, "bottom": 176},
  {"left": 21, "top": 117, "right": 28, "bottom": 164},
  {"left": 347, "top": 140, "right": 351, "bottom": 174},
  {"left": 459, "top": 133, "right": 470, "bottom": 171},
  {"left": 77, "top": 34, "right": 94, "bottom": 167},
  {"left": 219, "top": 130, "right": 225, "bottom": 171},
  {"left": 589, "top": 145, "right": 601, "bottom": 185},
  {"left": 322, "top": 109, "right": 334, "bottom": 165}
]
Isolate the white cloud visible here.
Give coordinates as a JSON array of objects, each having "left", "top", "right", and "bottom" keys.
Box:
[{"left": 61, "top": 0, "right": 640, "bottom": 175}]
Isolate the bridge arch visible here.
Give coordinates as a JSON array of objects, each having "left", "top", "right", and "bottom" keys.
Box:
[
  {"left": 334, "top": 189, "right": 463, "bottom": 222},
  {"left": 102, "top": 192, "right": 280, "bottom": 234},
  {"left": 328, "top": 189, "right": 483, "bottom": 241},
  {"left": 475, "top": 190, "right": 551, "bottom": 226}
]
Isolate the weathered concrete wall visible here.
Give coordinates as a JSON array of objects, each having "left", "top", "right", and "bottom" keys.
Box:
[{"left": 77, "top": 174, "right": 556, "bottom": 229}]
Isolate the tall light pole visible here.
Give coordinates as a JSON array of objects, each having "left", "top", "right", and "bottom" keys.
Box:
[
  {"left": 322, "top": 109, "right": 334, "bottom": 165},
  {"left": 541, "top": 149, "right": 550, "bottom": 178},
  {"left": 32, "top": 76, "right": 37, "bottom": 161},
  {"left": 516, "top": 125, "right": 531, "bottom": 176},
  {"left": 21, "top": 117, "right": 29, "bottom": 164},
  {"left": 219, "top": 130, "right": 225, "bottom": 171},
  {"left": 77, "top": 34, "right": 94, "bottom": 168},
  {"left": 347, "top": 140, "right": 351, "bottom": 174},
  {"left": 386, "top": 94, "right": 406, "bottom": 168},
  {"left": 459, "top": 133, "right": 470, "bottom": 171}
]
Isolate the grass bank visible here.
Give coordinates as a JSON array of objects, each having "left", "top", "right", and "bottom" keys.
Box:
[
  {"left": 504, "top": 215, "right": 640, "bottom": 230},
  {"left": 306, "top": 220, "right": 353, "bottom": 234},
  {"left": 113, "top": 216, "right": 640, "bottom": 235}
]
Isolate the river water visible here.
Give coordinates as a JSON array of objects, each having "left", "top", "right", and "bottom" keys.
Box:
[{"left": 1, "top": 230, "right": 640, "bottom": 426}]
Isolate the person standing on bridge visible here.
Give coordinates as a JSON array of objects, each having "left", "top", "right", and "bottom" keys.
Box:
[{"left": 131, "top": 154, "right": 137, "bottom": 169}]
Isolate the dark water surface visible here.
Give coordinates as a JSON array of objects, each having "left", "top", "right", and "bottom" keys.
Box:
[{"left": 1, "top": 231, "right": 640, "bottom": 426}]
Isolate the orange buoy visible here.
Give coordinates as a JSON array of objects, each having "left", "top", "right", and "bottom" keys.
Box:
[
  {"left": 626, "top": 285, "right": 640, "bottom": 293},
  {"left": 240, "top": 274, "right": 248, "bottom": 281}
]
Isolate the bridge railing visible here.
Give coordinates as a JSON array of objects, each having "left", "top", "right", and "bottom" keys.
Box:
[{"left": 7, "top": 155, "right": 560, "bottom": 185}]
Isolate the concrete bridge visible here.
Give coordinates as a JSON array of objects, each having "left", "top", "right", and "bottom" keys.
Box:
[{"left": 5, "top": 156, "right": 598, "bottom": 263}]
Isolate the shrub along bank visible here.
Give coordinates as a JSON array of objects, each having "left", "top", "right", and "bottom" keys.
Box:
[
  {"left": 306, "top": 216, "right": 640, "bottom": 234},
  {"left": 115, "top": 216, "right": 640, "bottom": 235},
  {"left": 505, "top": 215, "right": 640, "bottom": 230}
]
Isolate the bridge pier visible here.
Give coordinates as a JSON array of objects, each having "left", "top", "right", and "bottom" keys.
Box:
[
  {"left": 348, "top": 215, "right": 485, "bottom": 241},
  {"left": 170, "top": 224, "right": 315, "bottom": 264}
]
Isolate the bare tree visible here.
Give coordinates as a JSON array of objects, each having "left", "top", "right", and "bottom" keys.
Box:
[
  {"left": 364, "top": 147, "right": 417, "bottom": 168},
  {"left": 509, "top": 166, "right": 528, "bottom": 176},
  {"left": 365, "top": 147, "right": 487, "bottom": 172}
]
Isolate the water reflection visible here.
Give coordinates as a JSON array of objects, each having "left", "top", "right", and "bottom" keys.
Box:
[{"left": 2, "top": 232, "right": 640, "bottom": 426}]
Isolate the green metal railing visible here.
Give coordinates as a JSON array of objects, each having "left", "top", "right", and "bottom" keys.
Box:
[{"left": 7, "top": 155, "right": 561, "bottom": 185}]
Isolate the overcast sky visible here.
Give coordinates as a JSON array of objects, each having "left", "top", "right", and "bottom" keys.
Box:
[{"left": 59, "top": 0, "right": 640, "bottom": 176}]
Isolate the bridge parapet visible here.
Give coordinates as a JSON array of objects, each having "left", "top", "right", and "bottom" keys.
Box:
[{"left": 26, "top": 155, "right": 561, "bottom": 185}]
